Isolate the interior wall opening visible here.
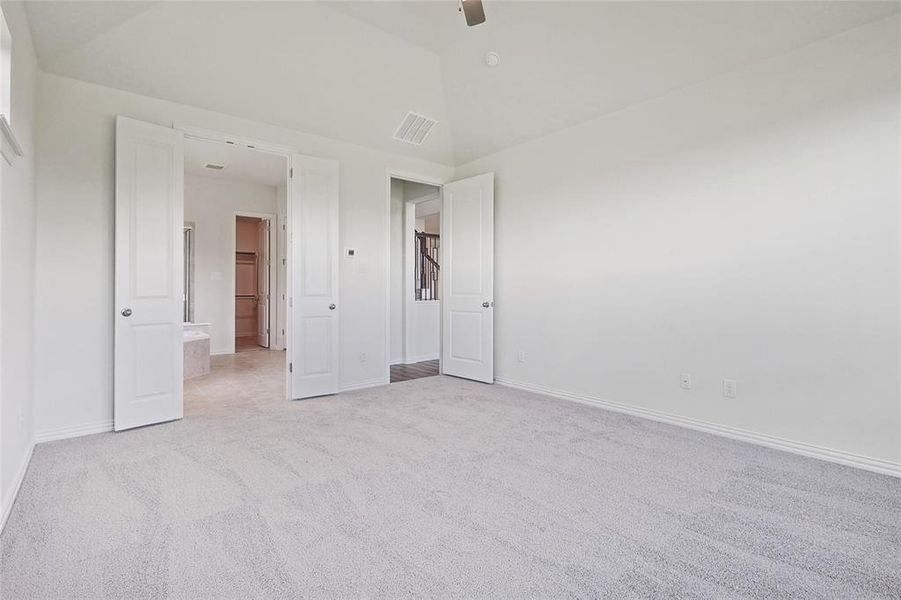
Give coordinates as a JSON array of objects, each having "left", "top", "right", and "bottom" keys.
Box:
[
  {"left": 182, "top": 136, "right": 289, "bottom": 414},
  {"left": 389, "top": 176, "right": 442, "bottom": 383},
  {"left": 235, "top": 215, "right": 271, "bottom": 352}
]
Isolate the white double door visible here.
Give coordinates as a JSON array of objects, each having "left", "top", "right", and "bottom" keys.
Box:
[{"left": 114, "top": 117, "right": 339, "bottom": 431}]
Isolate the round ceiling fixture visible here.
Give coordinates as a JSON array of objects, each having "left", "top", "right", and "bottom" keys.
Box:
[{"left": 485, "top": 51, "right": 500, "bottom": 67}]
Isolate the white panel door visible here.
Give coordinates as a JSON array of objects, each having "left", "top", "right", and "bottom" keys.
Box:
[
  {"left": 441, "top": 172, "right": 494, "bottom": 383},
  {"left": 257, "top": 219, "right": 270, "bottom": 348},
  {"left": 114, "top": 116, "right": 184, "bottom": 431},
  {"left": 289, "top": 154, "right": 339, "bottom": 399}
]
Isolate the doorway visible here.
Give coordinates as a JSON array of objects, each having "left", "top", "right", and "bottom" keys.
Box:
[
  {"left": 182, "top": 136, "right": 287, "bottom": 414},
  {"left": 389, "top": 176, "right": 442, "bottom": 383},
  {"left": 385, "top": 170, "right": 496, "bottom": 388},
  {"left": 234, "top": 215, "right": 273, "bottom": 352}
]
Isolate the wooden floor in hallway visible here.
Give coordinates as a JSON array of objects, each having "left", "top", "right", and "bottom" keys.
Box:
[{"left": 390, "top": 359, "right": 439, "bottom": 383}]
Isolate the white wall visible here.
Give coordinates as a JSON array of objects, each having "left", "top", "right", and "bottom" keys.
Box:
[
  {"left": 408, "top": 188, "right": 441, "bottom": 363},
  {"left": 33, "top": 72, "right": 452, "bottom": 437},
  {"left": 406, "top": 301, "right": 440, "bottom": 363},
  {"left": 389, "top": 179, "right": 404, "bottom": 364},
  {"left": 456, "top": 16, "right": 901, "bottom": 465},
  {"left": 275, "top": 184, "right": 287, "bottom": 350},
  {"left": 403, "top": 181, "right": 441, "bottom": 363},
  {"left": 0, "top": 0, "right": 38, "bottom": 527},
  {"left": 421, "top": 213, "right": 439, "bottom": 234},
  {"left": 184, "top": 174, "right": 277, "bottom": 355}
]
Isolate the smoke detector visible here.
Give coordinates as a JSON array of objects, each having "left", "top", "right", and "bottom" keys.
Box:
[
  {"left": 393, "top": 111, "right": 437, "bottom": 145},
  {"left": 485, "top": 52, "right": 500, "bottom": 67},
  {"left": 204, "top": 162, "right": 225, "bottom": 170}
]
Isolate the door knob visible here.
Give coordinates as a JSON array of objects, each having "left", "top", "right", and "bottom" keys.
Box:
[
  {"left": 329, "top": 304, "right": 336, "bottom": 310},
  {"left": 121, "top": 308, "right": 133, "bottom": 317},
  {"left": 482, "top": 301, "right": 490, "bottom": 308}
]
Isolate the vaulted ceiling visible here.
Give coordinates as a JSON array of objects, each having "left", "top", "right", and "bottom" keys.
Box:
[{"left": 23, "top": 1, "right": 900, "bottom": 166}]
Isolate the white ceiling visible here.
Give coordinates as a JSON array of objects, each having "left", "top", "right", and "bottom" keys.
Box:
[
  {"left": 24, "top": 1, "right": 899, "bottom": 166},
  {"left": 185, "top": 137, "right": 287, "bottom": 188},
  {"left": 333, "top": 0, "right": 899, "bottom": 164},
  {"left": 24, "top": 1, "right": 455, "bottom": 163}
]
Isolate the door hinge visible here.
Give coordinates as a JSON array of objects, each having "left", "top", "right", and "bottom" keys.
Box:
[
  {"left": 289, "top": 362, "right": 293, "bottom": 373},
  {"left": 289, "top": 168, "right": 294, "bottom": 178}
]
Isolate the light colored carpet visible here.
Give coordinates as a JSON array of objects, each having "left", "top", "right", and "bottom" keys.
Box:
[{"left": 2, "top": 351, "right": 899, "bottom": 599}]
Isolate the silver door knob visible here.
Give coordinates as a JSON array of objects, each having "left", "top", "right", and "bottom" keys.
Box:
[
  {"left": 329, "top": 304, "right": 336, "bottom": 310},
  {"left": 482, "top": 301, "right": 490, "bottom": 308},
  {"left": 121, "top": 308, "right": 133, "bottom": 317}
]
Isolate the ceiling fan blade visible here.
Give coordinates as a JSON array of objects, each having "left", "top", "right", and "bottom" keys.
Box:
[{"left": 461, "top": 0, "right": 486, "bottom": 26}]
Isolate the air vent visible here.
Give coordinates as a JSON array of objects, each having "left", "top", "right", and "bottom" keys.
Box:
[
  {"left": 204, "top": 162, "right": 225, "bottom": 170},
  {"left": 393, "top": 111, "right": 437, "bottom": 145}
]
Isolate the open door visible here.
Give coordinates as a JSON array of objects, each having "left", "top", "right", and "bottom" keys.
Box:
[
  {"left": 257, "top": 218, "right": 270, "bottom": 348},
  {"left": 441, "top": 173, "right": 494, "bottom": 383},
  {"left": 114, "top": 116, "right": 185, "bottom": 431},
  {"left": 289, "top": 154, "right": 339, "bottom": 399}
]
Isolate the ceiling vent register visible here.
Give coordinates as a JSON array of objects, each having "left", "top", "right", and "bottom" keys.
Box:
[{"left": 393, "top": 111, "right": 437, "bottom": 145}]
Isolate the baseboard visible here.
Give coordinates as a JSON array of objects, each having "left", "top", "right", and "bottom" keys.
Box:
[
  {"left": 1, "top": 441, "right": 34, "bottom": 533},
  {"left": 496, "top": 378, "right": 901, "bottom": 478},
  {"left": 339, "top": 377, "right": 389, "bottom": 392},
  {"left": 35, "top": 420, "right": 114, "bottom": 444}
]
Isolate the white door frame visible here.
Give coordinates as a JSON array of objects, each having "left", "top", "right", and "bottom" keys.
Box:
[
  {"left": 175, "top": 124, "right": 296, "bottom": 399},
  {"left": 230, "top": 210, "right": 277, "bottom": 352},
  {"left": 385, "top": 170, "right": 447, "bottom": 382}
]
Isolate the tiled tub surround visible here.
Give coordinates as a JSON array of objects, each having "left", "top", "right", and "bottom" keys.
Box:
[{"left": 183, "top": 324, "right": 211, "bottom": 379}]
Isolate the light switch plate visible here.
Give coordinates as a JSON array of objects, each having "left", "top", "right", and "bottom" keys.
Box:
[{"left": 723, "top": 378, "right": 737, "bottom": 399}]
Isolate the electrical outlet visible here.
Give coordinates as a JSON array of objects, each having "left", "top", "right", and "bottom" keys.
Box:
[
  {"left": 517, "top": 350, "right": 526, "bottom": 363},
  {"left": 723, "top": 378, "right": 737, "bottom": 399},
  {"left": 680, "top": 373, "right": 691, "bottom": 390},
  {"left": 359, "top": 352, "right": 367, "bottom": 363}
]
